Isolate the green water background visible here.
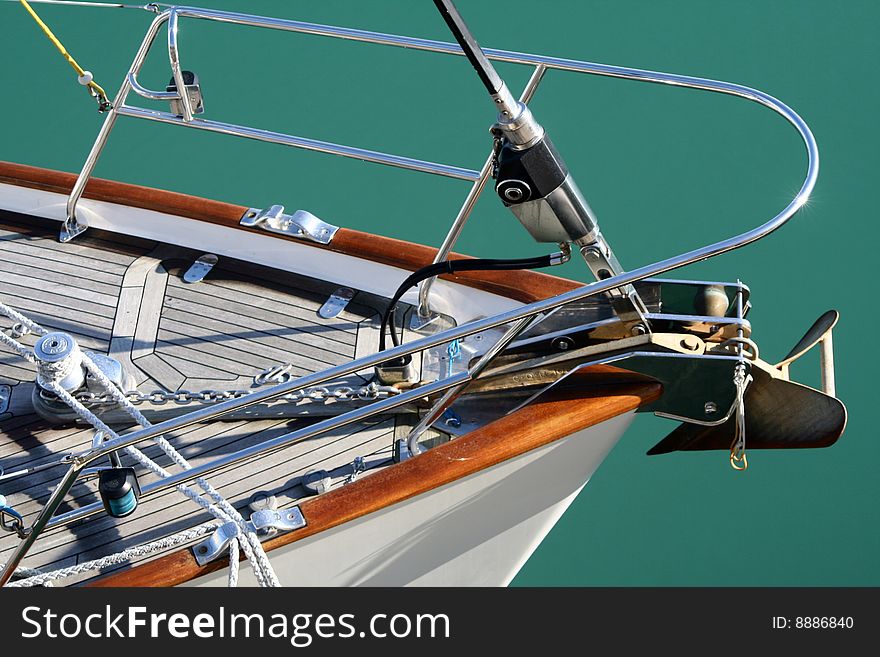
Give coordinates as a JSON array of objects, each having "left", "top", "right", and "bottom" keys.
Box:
[{"left": 2, "top": 0, "right": 876, "bottom": 585}]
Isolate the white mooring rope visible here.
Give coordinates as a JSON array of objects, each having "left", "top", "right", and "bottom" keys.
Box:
[
  {"left": 5, "top": 522, "right": 221, "bottom": 587},
  {"left": 0, "top": 299, "right": 281, "bottom": 587}
]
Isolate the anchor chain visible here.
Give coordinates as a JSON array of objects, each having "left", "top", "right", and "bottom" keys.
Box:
[{"left": 68, "top": 373, "right": 398, "bottom": 408}]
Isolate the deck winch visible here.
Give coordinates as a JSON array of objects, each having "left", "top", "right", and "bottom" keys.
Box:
[{"left": 31, "top": 331, "right": 133, "bottom": 424}]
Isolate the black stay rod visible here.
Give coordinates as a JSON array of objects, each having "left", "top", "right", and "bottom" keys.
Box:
[{"left": 432, "top": 0, "right": 504, "bottom": 95}]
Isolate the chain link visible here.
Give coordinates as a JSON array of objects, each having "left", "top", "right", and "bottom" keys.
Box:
[{"left": 72, "top": 378, "right": 396, "bottom": 407}]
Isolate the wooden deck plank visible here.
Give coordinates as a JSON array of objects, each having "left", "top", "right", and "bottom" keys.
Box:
[
  {"left": 153, "top": 338, "right": 266, "bottom": 377},
  {"left": 159, "top": 307, "right": 351, "bottom": 373},
  {"left": 130, "top": 263, "right": 168, "bottom": 361},
  {"left": 0, "top": 235, "right": 132, "bottom": 275},
  {"left": 162, "top": 295, "right": 353, "bottom": 367},
  {"left": 131, "top": 353, "right": 186, "bottom": 391},
  {"left": 0, "top": 259, "right": 122, "bottom": 298},
  {"left": 0, "top": 293, "right": 115, "bottom": 331},
  {"left": 159, "top": 317, "right": 322, "bottom": 375},
  {"left": 0, "top": 284, "right": 117, "bottom": 321},
  {"left": 0, "top": 247, "right": 123, "bottom": 286},
  {"left": 154, "top": 352, "right": 244, "bottom": 382},
  {"left": 168, "top": 275, "right": 361, "bottom": 340},
  {"left": 0, "top": 421, "right": 93, "bottom": 465},
  {"left": 0, "top": 227, "right": 144, "bottom": 267},
  {"left": 165, "top": 283, "right": 358, "bottom": 347},
  {"left": 0, "top": 360, "right": 36, "bottom": 385}
]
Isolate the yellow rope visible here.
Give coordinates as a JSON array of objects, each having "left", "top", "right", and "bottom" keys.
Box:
[{"left": 18, "top": 0, "right": 110, "bottom": 105}]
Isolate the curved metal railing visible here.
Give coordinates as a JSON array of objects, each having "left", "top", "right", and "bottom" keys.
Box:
[{"left": 0, "top": 5, "right": 817, "bottom": 585}]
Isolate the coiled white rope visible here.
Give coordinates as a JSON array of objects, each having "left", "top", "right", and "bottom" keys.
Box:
[{"left": 0, "top": 299, "right": 281, "bottom": 586}]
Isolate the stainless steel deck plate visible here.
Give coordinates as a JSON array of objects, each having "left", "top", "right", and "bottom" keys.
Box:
[
  {"left": 183, "top": 253, "right": 218, "bottom": 283},
  {"left": 318, "top": 287, "right": 355, "bottom": 319}
]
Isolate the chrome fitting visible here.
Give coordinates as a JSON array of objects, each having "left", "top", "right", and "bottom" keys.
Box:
[
  {"left": 549, "top": 242, "right": 572, "bottom": 266},
  {"left": 493, "top": 101, "right": 545, "bottom": 148}
]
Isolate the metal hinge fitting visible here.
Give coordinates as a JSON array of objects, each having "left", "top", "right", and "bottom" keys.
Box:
[
  {"left": 191, "top": 506, "right": 306, "bottom": 565},
  {"left": 240, "top": 205, "right": 338, "bottom": 244}
]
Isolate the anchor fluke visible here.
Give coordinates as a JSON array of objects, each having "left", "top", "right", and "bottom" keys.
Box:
[{"left": 647, "top": 365, "right": 846, "bottom": 455}]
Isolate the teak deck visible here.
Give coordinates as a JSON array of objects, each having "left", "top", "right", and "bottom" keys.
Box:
[
  {"left": 0, "top": 212, "right": 407, "bottom": 583},
  {"left": 0, "top": 162, "right": 660, "bottom": 586}
]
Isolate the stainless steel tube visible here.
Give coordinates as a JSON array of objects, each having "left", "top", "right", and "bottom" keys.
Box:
[
  {"left": 63, "top": 10, "right": 171, "bottom": 236},
  {"left": 0, "top": 462, "right": 83, "bottom": 586},
  {"left": 114, "top": 105, "right": 481, "bottom": 181},
  {"left": 128, "top": 72, "right": 179, "bottom": 100},
  {"left": 67, "top": 6, "right": 818, "bottom": 240},
  {"left": 167, "top": 9, "right": 194, "bottom": 121}
]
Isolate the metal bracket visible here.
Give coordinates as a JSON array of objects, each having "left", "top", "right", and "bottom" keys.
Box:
[
  {"left": 302, "top": 469, "right": 332, "bottom": 495},
  {"left": 0, "top": 385, "right": 10, "bottom": 415},
  {"left": 441, "top": 407, "right": 462, "bottom": 428},
  {"left": 59, "top": 216, "right": 88, "bottom": 243},
  {"left": 585, "top": 351, "right": 744, "bottom": 424},
  {"left": 166, "top": 70, "right": 205, "bottom": 118},
  {"left": 318, "top": 287, "right": 354, "bottom": 319},
  {"left": 191, "top": 506, "right": 306, "bottom": 565},
  {"left": 240, "top": 205, "right": 338, "bottom": 244},
  {"left": 0, "top": 495, "right": 29, "bottom": 539},
  {"left": 344, "top": 456, "right": 366, "bottom": 485},
  {"left": 579, "top": 236, "right": 650, "bottom": 333},
  {"left": 394, "top": 438, "right": 413, "bottom": 463},
  {"left": 251, "top": 507, "right": 306, "bottom": 533},
  {"left": 183, "top": 253, "right": 218, "bottom": 283}
]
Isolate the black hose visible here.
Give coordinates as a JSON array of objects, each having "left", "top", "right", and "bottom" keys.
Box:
[{"left": 378, "top": 254, "right": 556, "bottom": 357}]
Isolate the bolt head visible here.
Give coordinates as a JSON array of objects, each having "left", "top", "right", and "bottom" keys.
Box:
[
  {"left": 34, "top": 332, "right": 76, "bottom": 362},
  {"left": 680, "top": 335, "right": 701, "bottom": 351}
]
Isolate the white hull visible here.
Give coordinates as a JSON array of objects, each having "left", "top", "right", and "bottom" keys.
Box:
[{"left": 188, "top": 411, "right": 636, "bottom": 587}]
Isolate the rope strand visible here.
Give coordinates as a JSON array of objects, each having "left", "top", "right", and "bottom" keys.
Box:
[
  {"left": 5, "top": 522, "right": 221, "bottom": 587},
  {"left": 17, "top": 0, "right": 112, "bottom": 108}
]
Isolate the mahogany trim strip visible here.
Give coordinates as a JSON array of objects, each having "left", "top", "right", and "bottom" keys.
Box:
[
  {"left": 86, "top": 382, "right": 660, "bottom": 587},
  {"left": 0, "top": 161, "right": 579, "bottom": 304}
]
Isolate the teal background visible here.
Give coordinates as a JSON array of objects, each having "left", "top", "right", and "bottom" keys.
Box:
[{"left": 1, "top": 1, "right": 876, "bottom": 585}]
